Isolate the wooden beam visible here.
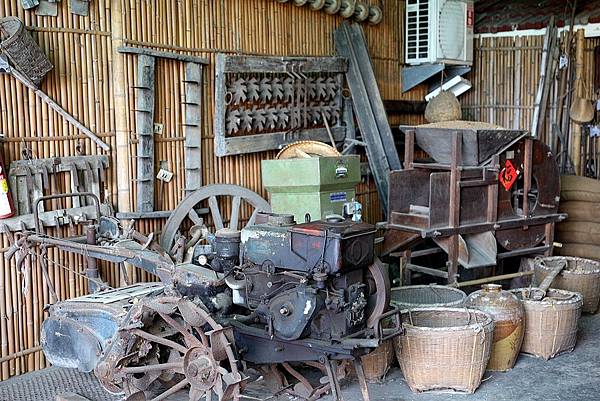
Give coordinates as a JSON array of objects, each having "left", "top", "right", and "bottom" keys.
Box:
[
  {"left": 219, "top": 54, "right": 347, "bottom": 73},
  {"left": 9, "top": 69, "right": 110, "bottom": 151},
  {"left": 383, "top": 100, "right": 427, "bottom": 114},
  {"left": 118, "top": 46, "right": 209, "bottom": 64}
]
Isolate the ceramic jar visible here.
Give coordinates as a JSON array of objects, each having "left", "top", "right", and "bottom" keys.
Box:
[{"left": 465, "top": 284, "right": 524, "bottom": 371}]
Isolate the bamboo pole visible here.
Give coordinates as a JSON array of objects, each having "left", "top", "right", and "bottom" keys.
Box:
[{"left": 111, "top": 0, "right": 131, "bottom": 213}]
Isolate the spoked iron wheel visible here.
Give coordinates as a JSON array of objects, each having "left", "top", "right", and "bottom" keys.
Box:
[
  {"left": 159, "top": 184, "right": 271, "bottom": 255},
  {"left": 95, "top": 296, "right": 244, "bottom": 401}
]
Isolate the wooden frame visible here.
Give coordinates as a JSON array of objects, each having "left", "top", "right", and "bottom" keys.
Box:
[{"left": 214, "top": 54, "right": 348, "bottom": 157}]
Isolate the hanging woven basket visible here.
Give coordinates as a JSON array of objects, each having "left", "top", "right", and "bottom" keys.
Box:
[{"left": 0, "top": 16, "right": 53, "bottom": 86}]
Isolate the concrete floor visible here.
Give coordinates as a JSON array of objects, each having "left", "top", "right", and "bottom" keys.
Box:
[{"left": 1, "top": 314, "right": 599, "bottom": 401}]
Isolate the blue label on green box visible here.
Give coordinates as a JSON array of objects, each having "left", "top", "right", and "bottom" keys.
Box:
[{"left": 330, "top": 192, "right": 347, "bottom": 202}]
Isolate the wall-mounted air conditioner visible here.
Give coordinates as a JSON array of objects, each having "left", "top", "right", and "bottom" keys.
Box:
[{"left": 405, "top": 0, "right": 474, "bottom": 66}]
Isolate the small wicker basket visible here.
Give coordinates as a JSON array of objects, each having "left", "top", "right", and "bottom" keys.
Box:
[
  {"left": 391, "top": 285, "right": 466, "bottom": 310},
  {"left": 534, "top": 256, "right": 600, "bottom": 313},
  {"left": 359, "top": 339, "right": 395, "bottom": 383},
  {"left": 0, "top": 16, "right": 53, "bottom": 86},
  {"left": 510, "top": 288, "right": 583, "bottom": 360},
  {"left": 394, "top": 307, "right": 493, "bottom": 393}
]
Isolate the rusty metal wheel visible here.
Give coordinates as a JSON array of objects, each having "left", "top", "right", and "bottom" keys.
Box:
[
  {"left": 95, "top": 295, "right": 244, "bottom": 401},
  {"left": 159, "top": 184, "right": 271, "bottom": 255}
]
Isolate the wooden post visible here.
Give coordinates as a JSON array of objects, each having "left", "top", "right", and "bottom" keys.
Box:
[
  {"left": 183, "top": 62, "right": 203, "bottom": 195},
  {"left": 487, "top": 154, "right": 499, "bottom": 223},
  {"left": 404, "top": 130, "right": 414, "bottom": 170},
  {"left": 572, "top": 29, "right": 585, "bottom": 176},
  {"left": 111, "top": 0, "right": 132, "bottom": 213},
  {"left": 544, "top": 222, "right": 555, "bottom": 256},
  {"left": 134, "top": 55, "right": 156, "bottom": 212},
  {"left": 447, "top": 131, "right": 462, "bottom": 285}
]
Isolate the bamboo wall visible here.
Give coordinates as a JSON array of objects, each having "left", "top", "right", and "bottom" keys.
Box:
[
  {"left": 0, "top": 0, "right": 425, "bottom": 379},
  {"left": 463, "top": 34, "right": 599, "bottom": 147}
]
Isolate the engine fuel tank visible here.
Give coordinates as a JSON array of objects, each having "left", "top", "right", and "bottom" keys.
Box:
[{"left": 241, "top": 217, "right": 376, "bottom": 274}]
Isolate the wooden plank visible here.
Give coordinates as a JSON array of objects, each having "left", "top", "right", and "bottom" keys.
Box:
[
  {"left": 9, "top": 156, "right": 109, "bottom": 176},
  {"left": 383, "top": 100, "right": 427, "bottom": 114},
  {"left": 335, "top": 23, "right": 392, "bottom": 212},
  {"left": 118, "top": 46, "right": 209, "bottom": 64},
  {"left": 184, "top": 62, "right": 202, "bottom": 195},
  {"left": 221, "top": 55, "right": 348, "bottom": 73},
  {"left": 116, "top": 208, "right": 208, "bottom": 220},
  {"left": 135, "top": 55, "right": 156, "bottom": 212},
  {"left": 0, "top": 205, "right": 111, "bottom": 232},
  {"left": 343, "top": 23, "right": 401, "bottom": 171},
  {"left": 215, "top": 126, "right": 346, "bottom": 157}
]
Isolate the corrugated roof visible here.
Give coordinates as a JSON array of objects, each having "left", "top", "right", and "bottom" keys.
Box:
[{"left": 475, "top": 0, "right": 600, "bottom": 33}]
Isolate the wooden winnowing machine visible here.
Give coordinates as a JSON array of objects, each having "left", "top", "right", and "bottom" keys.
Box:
[{"left": 383, "top": 126, "right": 566, "bottom": 285}]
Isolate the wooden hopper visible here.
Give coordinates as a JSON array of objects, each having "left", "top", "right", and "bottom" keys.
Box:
[{"left": 406, "top": 126, "right": 527, "bottom": 166}]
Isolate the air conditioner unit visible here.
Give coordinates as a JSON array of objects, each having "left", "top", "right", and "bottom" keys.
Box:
[{"left": 405, "top": 0, "right": 474, "bottom": 66}]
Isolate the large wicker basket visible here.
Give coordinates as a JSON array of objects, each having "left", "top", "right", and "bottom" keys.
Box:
[
  {"left": 0, "top": 16, "right": 53, "bottom": 85},
  {"left": 391, "top": 285, "right": 466, "bottom": 310},
  {"left": 394, "top": 307, "right": 493, "bottom": 393},
  {"left": 534, "top": 256, "right": 600, "bottom": 313},
  {"left": 510, "top": 288, "right": 583, "bottom": 360}
]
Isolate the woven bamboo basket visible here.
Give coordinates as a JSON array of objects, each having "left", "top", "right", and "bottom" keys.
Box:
[
  {"left": 391, "top": 285, "right": 466, "bottom": 310},
  {"left": 394, "top": 307, "right": 494, "bottom": 393},
  {"left": 359, "top": 339, "right": 395, "bottom": 383},
  {"left": 510, "top": 288, "right": 583, "bottom": 360},
  {"left": 0, "top": 16, "right": 53, "bottom": 85},
  {"left": 534, "top": 256, "right": 600, "bottom": 313}
]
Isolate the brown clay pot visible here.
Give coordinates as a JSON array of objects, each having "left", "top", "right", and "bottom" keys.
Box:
[{"left": 465, "top": 284, "right": 524, "bottom": 371}]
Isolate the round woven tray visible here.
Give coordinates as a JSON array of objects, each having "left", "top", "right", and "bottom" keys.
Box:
[
  {"left": 391, "top": 285, "right": 466, "bottom": 310},
  {"left": 510, "top": 288, "right": 583, "bottom": 360},
  {"left": 393, "top": 307, "right": 493, "bottom": 394},
  {"left": 534, "top": 256, "right": 600, "bottom": 313}
]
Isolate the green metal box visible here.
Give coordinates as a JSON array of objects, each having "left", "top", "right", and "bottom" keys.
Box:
[{"left": 262, "top": 155, "right": 361, "bottom": 222}]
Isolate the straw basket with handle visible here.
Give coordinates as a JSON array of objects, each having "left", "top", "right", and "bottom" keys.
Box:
[{"left": 534, "top": 256, "right": 600, "bottom": 313}]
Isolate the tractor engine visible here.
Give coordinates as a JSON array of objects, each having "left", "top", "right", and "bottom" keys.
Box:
[{"left": 197, "top": 213, "right": 377, "bottom": 342}]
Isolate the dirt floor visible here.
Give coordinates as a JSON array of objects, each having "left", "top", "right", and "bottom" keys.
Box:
[{"left": 1, "top": 313, "right": 599, "bottom": 401}]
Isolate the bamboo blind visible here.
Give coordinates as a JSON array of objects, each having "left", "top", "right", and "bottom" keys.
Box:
[{"left": 0, "top": 0, "right": 425, "bottom": 379}]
